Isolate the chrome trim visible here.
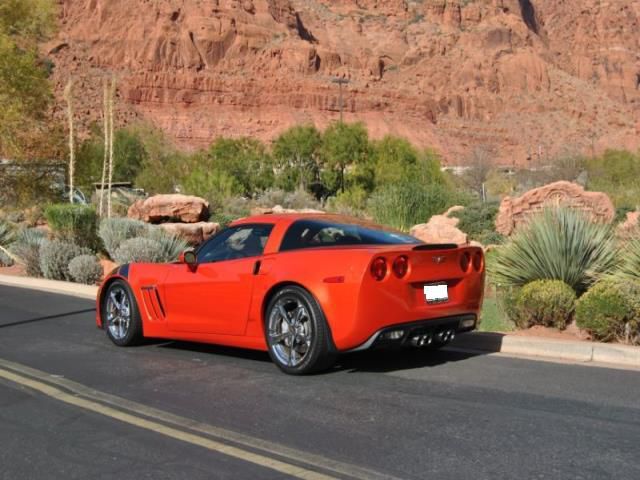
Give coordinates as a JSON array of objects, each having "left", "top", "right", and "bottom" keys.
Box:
[{"left": 344, "top": 330, "right": 383, "bottom": 352}]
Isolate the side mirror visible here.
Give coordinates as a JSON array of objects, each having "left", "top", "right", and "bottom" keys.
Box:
[{"left": 178, "top": 249, "right": 197, "bottom": 270}]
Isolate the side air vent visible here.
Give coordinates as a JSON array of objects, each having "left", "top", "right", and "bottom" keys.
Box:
[{"left": 141, "top": 286, "right": 166, "bottom": 321}]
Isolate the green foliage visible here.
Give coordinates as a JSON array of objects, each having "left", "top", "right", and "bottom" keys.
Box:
[
  {"left": 98, "top": 218, "right": 149, "bottom": 260},
  {"left": 75, "top": 128, "right": 148, "bottom": 189},
  {"left": 145, "top": 227, "right": 189, "bottom": 263},
  {"left": 68, "top": 254, "right": 103, "bottom": 285},
  {"left": 133, "top": 125, "right": 186, "bottom": 194},
  {"left": 368, "top": 181, "right": 461, "bottom": 232},
  {"left": 44, "top": 204, "right": 99, "bottom": 250},
  {"left": 586, "top": 150, "right": 640, "bottom": 209},
  {"left": 113, "top": 237, "right": 164, "bottom": 264},
  {"left": 10, "top": 228, "right": 46, "bottom": 276},
  {"left": 512, "top": 280, "right": 576, "bottom": 329},
  {"left": 0, "top": 220, "right": 14, "bottom": 247},
  {"left": 321, "top": 122, "right": 370, "bottom": 193},
  {"left": 611, "top": 238, "right": 640, "bottom": 283},
  {"left": 254, "top": 188, "right": 321, "bottom": 210},
  {"left": 182, "top": 168, "right": 243, "bottom": 213},
  {"left": 326, "top": 185, "right": 369, "bottom": 216},
  {"left": 450, "top": 201, "right": 501, "bottom": 243},
  {"left": 0, "top": 249, "right": 13, "bottom": 267},
  {"left": 0, "top": 0, "right": 56, "bottom": 157},
  {"left": 39, "top": 239, "right": 90, "bottom": 281},
  {"left": 576, "top": 280, "right": 640, "bottom": 344},
  {"left": 272, "top": 125, "right": 322, "bottom": 191},
  {"left": 490, "top": 208, "right": 617, "bottom": 293}
]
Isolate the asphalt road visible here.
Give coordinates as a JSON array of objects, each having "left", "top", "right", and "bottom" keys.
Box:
[{"left": 1, "top": 285, "right": 640, "bottom": 480}]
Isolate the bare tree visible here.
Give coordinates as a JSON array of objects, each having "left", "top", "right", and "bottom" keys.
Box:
[
  {"left": 106, "top": 76, "right": 116, "bottom": 218},
  {"left": 462, "top": 146, "right": 493, "bottom": 201},
  {"left": 63, "top": 78, "right": 75, "bottom": 203},
  {"left": 98, "top": 77, "right": 109, "bottom": 217}
]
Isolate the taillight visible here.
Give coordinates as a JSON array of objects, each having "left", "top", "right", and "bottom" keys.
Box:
[
  {"left": 392, "top": 255, "right": 409, "bottom": 278},
  {"left": 370, "top": 257, "right": 388, "bottom": 281},
  {"left": 473, "top": 251, "right": 483, "bottom": 272},
  {"left": 460, "top": 252, "right": 471, "bottom": 272}
]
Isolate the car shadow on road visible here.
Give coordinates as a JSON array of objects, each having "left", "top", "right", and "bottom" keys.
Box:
[
  {"left": 333, "top": 347, "right": 488, "bottom": 374},
  {"left": 0, "top": 308, "right": 96, "bottom": 329}
]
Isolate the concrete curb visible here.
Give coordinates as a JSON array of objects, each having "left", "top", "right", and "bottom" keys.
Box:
[
  {"left": 0, "top": 274, "right": 97, "bottom": 300},
  {"left": 452, "top": 332, "right": 640, "bottom": 369}
]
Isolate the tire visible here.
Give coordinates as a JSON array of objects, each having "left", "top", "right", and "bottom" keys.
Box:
[
  {"left": 101, "top": 279, "right": 143, "bottom": 347},
  {"left": 265, "top": 286, "right": 336, "bottom": 375}
]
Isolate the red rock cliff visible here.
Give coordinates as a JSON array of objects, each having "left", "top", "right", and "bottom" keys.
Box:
[{"left": 46, "top": 0, "right": 640, "bottom": 164}]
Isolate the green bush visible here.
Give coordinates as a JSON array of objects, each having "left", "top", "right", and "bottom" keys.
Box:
[
  {"left": 113, "top": 237, "right": 164, "bottom": 264},
  {"left": 39, "top": 240, "right": 90, "bottom": 281},
  {"left": 585, "top": 150, "right": 640, "bottom": 209},
  {"left": 44, "top": 204, "right": 99, "bottom": 250},
  {"left": 450, "top": 201, "right": 502, "bottom": 243},
  {"left": 368, "top": 181, "right": 461, "bottom": 231},
  {"left": 68, "top": 254, "right": 103, "bottom": 285},
  {"left": 99, "top": 217, "right": 149, "bottom": 260},
  {"left": 490, "top": 208, "right": 617, "bottom": 294},
  {"left": 10, "top": 228, "right": 46, "bottom": 277},
  {"left": 576, "top": 280, "right": 640, "bottom": 343},
  {"left": 512, "top": 280, "right": 576, "bottom": 329}
]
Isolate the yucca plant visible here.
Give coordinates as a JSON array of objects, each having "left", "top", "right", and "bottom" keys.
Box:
[
  {"left": 145, "top": 227, "right": 189, "bottom": 263},
  {"left": 99, "top": 217, "right": 149, "bottom": 260},
  {"left": 489, "top": 208, "right": 617, "bottom": 294},
  {"left": 10, "top": 228, "right": 47, "bottom": 277},
  {"left": 612, "top": 238, "right": 640, "bottom": 282},
  {"left": 0, "top": 220, "right": 16, "bottom": 264}
]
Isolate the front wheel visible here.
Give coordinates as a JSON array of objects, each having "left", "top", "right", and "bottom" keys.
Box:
[
  {"left": 102, "top": 279, "right": 143, "bottom": 346},
  {"left": 265, "top": 286, "right": 335, "bottom": 375}
]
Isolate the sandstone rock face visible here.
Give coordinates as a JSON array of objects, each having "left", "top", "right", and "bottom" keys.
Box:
[
  {"left": 128, "top": 194, "right": 209, "bottom": 224},
  {"left": 159, "top": 222, "right": 220, "bottom": 245},
  {"left": 495, "top": 181, "right": 615, "bottom": 236},
  {"left": 410, "top": 206, "right": 468, "bottom": 245},
  {"left": 45, "top": 0, "right": 640, "bottom": 164},
  {"left": 250, "top": 205, "right": 325, "bottom": 216}
]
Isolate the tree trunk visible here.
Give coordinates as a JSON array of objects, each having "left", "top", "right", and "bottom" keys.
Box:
[
  {"left": 63, "top": 79, "right": 75, "bottom": 203},
  {"left": 106, "top": 76, "right": 116, "bottom": 218},
  {"left": 98, "top": 78, "right": 109, "bottom": 217}
]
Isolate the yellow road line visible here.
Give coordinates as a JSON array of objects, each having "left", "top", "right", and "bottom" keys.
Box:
[{"left": 0, "top": 367, "right": 335, "bottom": 480}]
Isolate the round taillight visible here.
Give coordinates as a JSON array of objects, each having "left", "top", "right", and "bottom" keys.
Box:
[
  {"left": 460, "top": 252, "right": 471, "bottom": 272},
  {"left": 473, "top": 251, "right": 483, "bottom": 272},
  {"left": 370, "top": 257, "right": 388, "bottom": 281},
  {"left": 392, "top": 255, "right": 409, "bottom": 278}
]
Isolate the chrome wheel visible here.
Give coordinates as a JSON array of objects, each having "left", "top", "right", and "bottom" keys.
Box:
[
  {"left": 106, "top": 286, "right": 131, "bottom": 341},
  {"left": 268, "top": 296, "right": 313, "bottom": 368}
]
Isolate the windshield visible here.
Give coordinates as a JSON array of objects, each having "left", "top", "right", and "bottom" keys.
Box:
[{"left": 279, "top": 219, "right": 420, "bottom": 252}]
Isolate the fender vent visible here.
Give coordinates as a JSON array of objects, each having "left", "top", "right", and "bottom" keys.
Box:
[{"left": 141, "top": 286, "right": 166, "bottom": 321}]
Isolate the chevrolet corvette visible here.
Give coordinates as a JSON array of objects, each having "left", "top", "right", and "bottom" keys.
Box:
[{"left": 97, "top": 214, "right": 485, "bottom": 374}]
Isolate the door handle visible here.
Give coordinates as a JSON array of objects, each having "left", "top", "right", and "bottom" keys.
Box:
[{"left": 253, "top": 260, "right": 261, "bottom": 275}]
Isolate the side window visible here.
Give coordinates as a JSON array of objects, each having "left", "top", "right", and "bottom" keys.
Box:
[{"left": 197, "top": 224, "right": 273, "bottom": 264}]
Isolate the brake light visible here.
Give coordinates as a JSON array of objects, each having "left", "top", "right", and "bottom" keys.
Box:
[
  {"left": 370, "top": 257, "right": 387, "bottom": 281},
  {"left": 460, "top": 252, "right": 471, "bottom": 272},
  {"left": 392, "top": 255, "right": 409, "bottom": 278},
  {"left": 473, "top": 251, "right": 484, "bottom": 272}
]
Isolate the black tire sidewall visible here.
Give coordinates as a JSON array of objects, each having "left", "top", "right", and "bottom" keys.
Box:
[
  {"left": 265, "top": 286, "right": 334, "bottom": 375},
  {"left": 102, "top": 279, "right": 143, "bottom": 346}
]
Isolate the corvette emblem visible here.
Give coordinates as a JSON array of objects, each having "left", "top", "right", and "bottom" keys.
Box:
[{"left": 432, "top": 255, "right": 446, "bottom": 264}]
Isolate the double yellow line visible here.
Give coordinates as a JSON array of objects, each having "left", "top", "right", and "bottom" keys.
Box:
[{"left": 0, "top": 359, "right": 399, "bottom": 480}]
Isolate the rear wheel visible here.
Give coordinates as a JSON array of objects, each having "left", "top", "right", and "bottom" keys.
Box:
[
  {"left": 265, "top": 286, "right": 335, "bottom": 375},
  {"left": 102, "top": 280, "right": 143, "bottom": 346}
]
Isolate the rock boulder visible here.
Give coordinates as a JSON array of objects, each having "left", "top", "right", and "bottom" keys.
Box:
[
  {"left": 495, "top": 181, "right": 615, "bottom": 236},
  {"left": 159, "top": 222, "right": 220, "bottom": 245},
  {"left": 410, "top": 206, "right": 468, "bottom": 245},
  {"left": 128, "top": 194, "right": 209, "bottom": 224}
]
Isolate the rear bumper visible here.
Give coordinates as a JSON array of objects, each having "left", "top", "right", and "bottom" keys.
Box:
[{"left": 344, "top": 314, "right": 477, "bottom": 352}]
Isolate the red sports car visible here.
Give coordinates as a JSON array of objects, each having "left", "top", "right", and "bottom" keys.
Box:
[{"left": 97, "top": 214, "right": 485, "bottom": 374}]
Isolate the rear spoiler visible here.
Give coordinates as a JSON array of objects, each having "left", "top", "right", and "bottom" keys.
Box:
[{"left": 412, "top": 243, "right": 459, "bottom": 251}]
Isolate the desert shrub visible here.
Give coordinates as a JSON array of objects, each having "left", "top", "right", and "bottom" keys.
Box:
[
  {"left": 113, "top": 237, "right": 163, "bottom": 264},
  {"left": 611, "top": 238, "right": 640, "bottom": 282},
  {"left": 325, "top": 185, "right": 369, "bottom": 216},
  {"left": 254, "top": 188, "right": 321, "bottom": 210},
  {"left": 512, "top": 280, "right": 576, "bottom": 329},
  {"left": 145, "top": 227, "right": 189, "bottom": 263},
  {"left": 368, "top": 181, "right": 461, "bottom": 231},
  {"left": 490, "top": 208, "right": 617, "bottom": 293},
  {"left": 585, "top": 149, "right": 640, "bottom": 209},
  {"left": 44, "top": 204, "right": 99, "bottom": 249},
  {"left": 99, "top": 217, "right": 149, "bottom": 260},
  {"left": 450, "top": 201, "right": 502, "bottom": 243},
  {"left": 576, "top": 280, "right": 640, "bottom": 344},
  {"left": 0, "top": 249, "right": 14, "bottom": 267},
  {"left": 39, "top": 239, "right": 90, "bottom": 281},
  {"left": 68, "top": 254, "right": 103, "bottom": 285},
  {"left": 0, "top": 219, "right": 15, "bottom": 246},
  {"left": 10, "top": 228, "right": 46, "bottom": 276}
]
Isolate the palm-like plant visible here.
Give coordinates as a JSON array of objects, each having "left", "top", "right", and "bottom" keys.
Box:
[
  {"left": 489, "top": 208, "right": 617, "bottom": 293},
  {"left": 611, "top": 238, "right": 640, "bottom": 282},
  {"left": 0, "top": 220, "right": 17, "bottom": 264}
]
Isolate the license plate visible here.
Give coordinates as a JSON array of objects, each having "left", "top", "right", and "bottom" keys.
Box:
[{"left": 424, "top": 284, "right": 448, "bottom": 303}]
